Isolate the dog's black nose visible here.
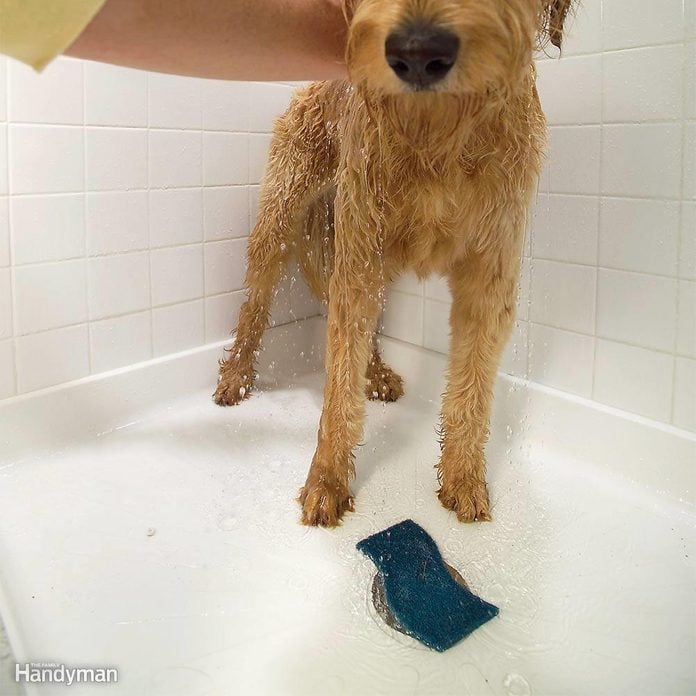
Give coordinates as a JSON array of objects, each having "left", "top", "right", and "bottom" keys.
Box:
[{"left": 385, "top": 24, "right": 460, "bottom": 88}]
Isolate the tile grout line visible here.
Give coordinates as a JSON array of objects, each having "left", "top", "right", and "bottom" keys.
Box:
[
  {"left": 200, "top": 91, "right": 207, "bottom": 343},
  {"left": 146, "top": 72, "right": 155, "bottom": 360},
  {"left": 10, "top": 186, "right": 687, "bottom": 203},
  {"left": 536, "top": 35, "right": 689, "bottom": 59},
  {"left": 590, "top": 4, "right": 605, "bottom": 401},
  {"left": 13, "top": 116, "right": 696, "bottom": 129},
  {"left": 82, "top": 60, "right": 93, "bottom": 376},
  {"left": 670, "top": 8, "right": 690, "bottom": 425},
  {"left": 4, "top": 183, "right": 250, "bottom": 199},
  {"left": 4, "top": 59, "right": 19, "bottom": 396}
]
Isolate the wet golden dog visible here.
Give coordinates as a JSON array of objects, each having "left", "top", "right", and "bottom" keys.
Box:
[{"left": 214, "top": 0, "right": 573, "bottom": 526}]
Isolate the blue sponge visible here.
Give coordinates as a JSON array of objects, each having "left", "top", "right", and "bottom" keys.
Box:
[{"left": 356, "top": 519, "right": 499, "bottom": 652}]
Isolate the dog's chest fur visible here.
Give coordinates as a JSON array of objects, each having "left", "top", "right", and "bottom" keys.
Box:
[{"left": 337, "top": 88, "right": 543, "bottom": 274}]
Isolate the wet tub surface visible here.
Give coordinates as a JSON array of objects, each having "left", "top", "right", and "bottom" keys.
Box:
[{"left": 0, "top": 371, "right": 694, "bottom": 696}]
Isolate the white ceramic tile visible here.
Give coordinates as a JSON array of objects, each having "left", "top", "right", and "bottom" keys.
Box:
[
  {"left": 149, "top": 130, "right": 202, "bottom": 189},
  {"left": 150, "top": 245, "right": 204, "bottom": 306},
  {"left": 603, "top": 45, "right": 683, "bottom": 123},
  {"left": 0, "top": 268, "right": 12, "bottom": 339},
  {"left": 88, "top": 252, "right": 150, "bottom": 320},
  {"left": 0, "top": 57, "right": 6, "bottom": 121},
  {"left": 0, "top": 340, "right": 15, "bottom": 399},
  {"left": 684, "top": 122, "right": 695, "bottom": 201},
  {"left": 15, "top": 324, "right": 89, "bottom": 393},
  {"left": 680, "top": 202, "right": 696, "bottom": 280},
  {"left": 204, "top": 132, "right": 248, "bottom": 186},
  {"left": 8, "top": 57, "right": 83, "bottom": 125},
  {"left": 601, "top": 124, "right": 682, "bottom": 199},
  {"left": 203, "top": 186, "right": 249, "bottom": 241},
  {"left": 392, "top": 271, "right": 424, "bottom": 297},
  {"left": 677, "top": 281, "right": 695, "bottom": 358},
  {"left": 85, "top": 128, "right": 147, "bottom": 191},
  {"left": 673, "top": 357, "right": 696, "bottom": 432},
  {"left": 152, "top": 300, "right": 205, "bottom": 357},
  {"left": 84, "top": 63, "right": 148, "bottom": 127},
  {"left": 593, "top": 339, "right": 674, "bottom": 422},
  {"left": 597, "top": 269, "right": 677, "bottom": 351},
  {"left": 90, "top": 311, "right": 152, "bottom": 373},
  {"left": 11, "top": 194, "right": 85, "bottom": 265},
  {"left": 149, "top": 188, "right": 203, "bottom": 248},
  {"left": 14, "top": 260, "right": 87, "bottom": 335},
  {"left": 499, "top": 320, "right": 528, "bottom": 379},
  {"left": 524, "top": 204, "right": 533, "bottom": 257},
  {"left": 529, "top": 259, "right": 596, "bottom": 334},
  {"left": 205, "top": 291, "right": 245, "bottom": 342},
  {"left": 269, "top": 272, "right": 319, "bottom": 327},
  {"left": 424, "top": 275, "right": 449, "bottom": 303},
  {"left": 0, "top": 125, "right": 7, "bottom": 194},
  {"left": 688, "top": 0, "right": 696, "bottom": 38},
  {"left": 248, "top": 134, "right": 272, "bottom": 185},
  {"left": 532, "top": 194, "right": 599, "bottom": 264},
  {"left": 9, "top": 125, "right": 83, "bottom": 194},
  {"left": 249, "top": 186, "right": 261, "bottom": 227},
  {"left": 204, "top": 239, "right": 247, "bottom": 296},
  {"left": 528, "top": 322, "right": 595, "bottom": 397},
  {"left": 547, "top": 126, "right": 600, "bottom": 194},
  {"left": 381, "top": 290, "right": 424, "bottom": 346},
  {"left": 596, "top": 269, "right": 677, "bottom": 352},
  {"left": 536, "top": 55, "right": 601, "bottom": 125},
  {"left": 202, "top": 80, "right": 249, "bottom": 131},
  {"left": 86, "top": 191, "right": 148, "bottom": 256},
  {"left": 248, "top": 83, "right": 294, "bottom": 132},
  {"left": 517, "top": 257, "right": 531, "bottom": 321},
  {"left": 562, "top": 0, "right": 602, "bottom": 56},
  {"left": 422, "top": 298, "right": 449, "bottom": 354},
  {"left": 602, "top": 0, "right": 684, "bottom": 50},
  {"left": 599, "top": 198, "right": 679, "bottom": 276},
  {"left": 0, "top": 199, "right": 9, "bottom": 266},
  {"left": 148, "top": 73, "right": 202, "bottom": 129}
]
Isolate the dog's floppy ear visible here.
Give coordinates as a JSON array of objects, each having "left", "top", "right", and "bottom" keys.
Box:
[{"left": 541, "top": 0, "right": 574, "bottom": 50}]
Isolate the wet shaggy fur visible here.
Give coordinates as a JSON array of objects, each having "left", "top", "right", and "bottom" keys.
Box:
[{"left": 214, "top": 0, "right": 574, "bottom": 526}]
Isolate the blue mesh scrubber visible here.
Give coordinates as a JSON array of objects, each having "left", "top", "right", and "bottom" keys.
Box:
[{"left": 357, "top": 519, "right": 499, "bottom": 652}]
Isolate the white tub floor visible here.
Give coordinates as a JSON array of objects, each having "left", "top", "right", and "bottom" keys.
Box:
[{"left": 0, "top": 366, "right": 695, "bottom": 696}]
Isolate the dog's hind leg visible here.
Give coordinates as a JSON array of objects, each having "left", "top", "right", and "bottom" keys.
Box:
[
  {"left": 437, "top": 250, "right": 520, "bottom": 522},
  {"left": 365, "top": 334, "right": 404, "bottom": 402},
  {"left": 214, "top": 91, "right": 336, "bottom": 406},
  {"left": 213, "top": 198, "right": 292, "bottom": 406}
]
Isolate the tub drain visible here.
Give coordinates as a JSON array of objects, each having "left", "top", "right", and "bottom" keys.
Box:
[{"left": 370, "top": 562, "right": 469, "bottom": 635}]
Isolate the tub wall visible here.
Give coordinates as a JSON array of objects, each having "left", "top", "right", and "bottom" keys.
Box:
[
  {"left": 382, "top": 0, "right": 696, "bottom": 434},
  {"left": 0, "top": 60, "right": 318, "bottom": 398}
]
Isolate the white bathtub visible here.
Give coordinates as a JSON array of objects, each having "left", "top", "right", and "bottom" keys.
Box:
[{"left": 0, "top": 317, "right": 694, "bottom": 696}]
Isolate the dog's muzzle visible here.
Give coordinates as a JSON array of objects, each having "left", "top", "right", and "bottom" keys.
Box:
[{"left": 385, "top": 23, "right": 460, "bottom": 90}]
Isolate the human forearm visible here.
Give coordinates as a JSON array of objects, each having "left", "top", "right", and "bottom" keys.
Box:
[{"left": 65, "top": 0, "right": 347, "bottom": 80}]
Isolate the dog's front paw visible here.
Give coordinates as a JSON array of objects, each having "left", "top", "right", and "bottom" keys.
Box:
[
  {"left": 298, "top": 478, "right": 354, "bottom": 527},
  {"left": 366, "top": 364, "right": 404, "bottom": 402},
  {"left": 213, "top": 367, "right": 255, "bottom": 406},
  {"left": 438, "top": 479, "right": 491, "bottom": 522}
]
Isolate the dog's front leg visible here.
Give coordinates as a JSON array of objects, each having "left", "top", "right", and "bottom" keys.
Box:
[
  {"left": 437, "top": 251, "right": 519, "bottom": 522},
  {"left": 299, "top": 198, "right": 383, "bottom": 527}
]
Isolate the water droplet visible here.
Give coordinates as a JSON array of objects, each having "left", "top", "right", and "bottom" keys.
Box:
[{"left": 504, "top": 673, "right": 531, "bottom": 696}]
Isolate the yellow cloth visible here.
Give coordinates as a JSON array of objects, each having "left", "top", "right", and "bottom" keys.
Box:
[{"left": 0, "top": 0, "right": 107, "bottom": 70}]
